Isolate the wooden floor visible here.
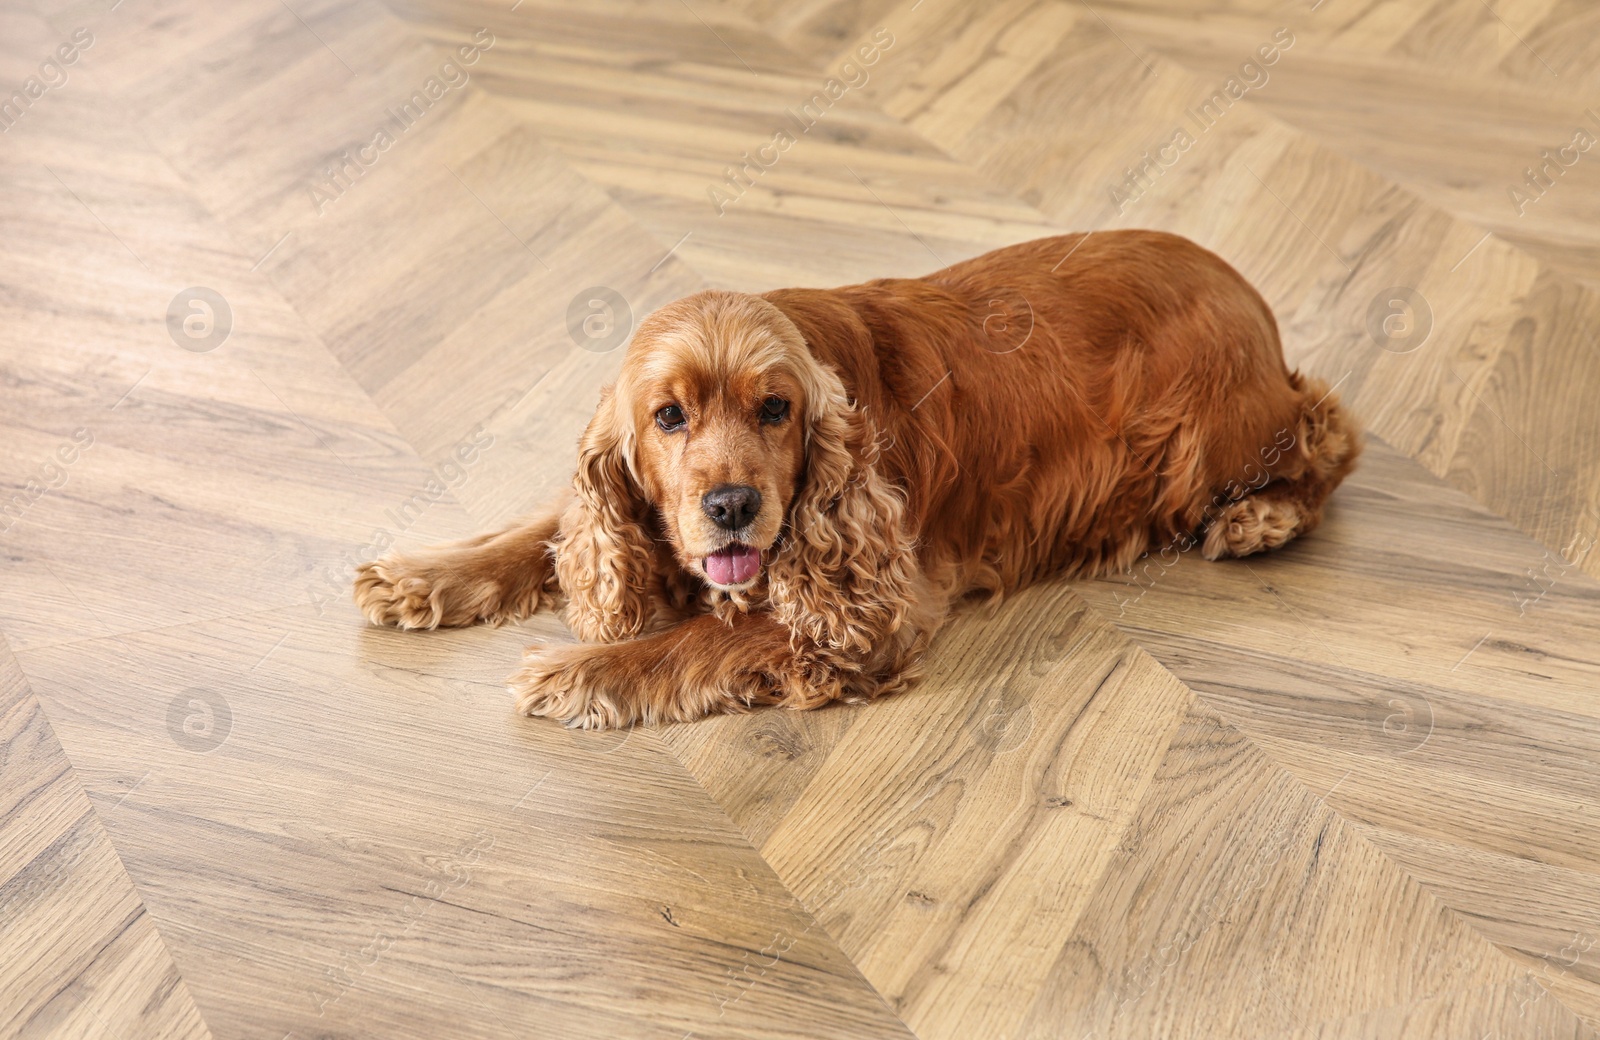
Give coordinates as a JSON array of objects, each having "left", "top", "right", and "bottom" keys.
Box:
[{"left": 4, "top": 0, "right": 1600, "bottom": 1036}]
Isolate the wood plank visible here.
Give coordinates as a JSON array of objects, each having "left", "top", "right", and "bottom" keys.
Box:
[
  {"left": 1079, "top": 438, "right": 1600, "bottom": 1027},
  {"left": 0, "top": 634, "right": 211, "bottom": 1040}
]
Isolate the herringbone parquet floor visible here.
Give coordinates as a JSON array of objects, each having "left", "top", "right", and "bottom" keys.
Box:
[{"left": 5, "top": 1, "right": 1600, "bottom": 1037}]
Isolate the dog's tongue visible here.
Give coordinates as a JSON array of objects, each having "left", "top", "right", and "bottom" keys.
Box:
[{"left": 705, "top": 545, "right": 760, "bottom": 586}]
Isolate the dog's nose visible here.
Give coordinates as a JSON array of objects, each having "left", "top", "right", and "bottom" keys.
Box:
[{"left": 702, "top": 484, "right": 762, "bottom": 530}]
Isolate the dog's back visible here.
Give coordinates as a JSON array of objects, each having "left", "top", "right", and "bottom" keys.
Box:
[{"left": 766, "top": 230, "right": 1360, "bottom": 593}]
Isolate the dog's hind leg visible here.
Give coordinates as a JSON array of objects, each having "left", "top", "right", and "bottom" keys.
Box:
[
  {"left": 354, "top": 491, "right": 570, "bottom": 629},
  {"left": 1203, "top": 373, "right": 1362, "bottom": 561}
]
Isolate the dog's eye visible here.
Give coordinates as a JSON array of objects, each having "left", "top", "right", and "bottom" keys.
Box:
[
  {"left": 759, "top": 396, "right": 790, "bottom": 424},
  {"left": 656, "top": 404, "right": 686, "bottom": 432}
]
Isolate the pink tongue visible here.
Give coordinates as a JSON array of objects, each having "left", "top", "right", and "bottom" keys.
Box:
[{"left": 705, "top": 545, "right": 760, "bottom": 585}]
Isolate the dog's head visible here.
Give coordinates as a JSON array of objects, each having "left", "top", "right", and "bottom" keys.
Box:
[
  {"left": 622, "top": 289, "right": 839, "bottom": 588},
  {"left": 558, "top": 290, "right": 879, "bottom": 642}
]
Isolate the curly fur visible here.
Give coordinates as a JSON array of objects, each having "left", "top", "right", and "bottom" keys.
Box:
[
  {"left": 554, "top": 388, "right": 660, "bottom": 643},
  {"left": 764, "top": 360, "right": 923, "bottom": 685},
  {"left": 354, "top": 230, "right": 1360, "bottom": 728}
]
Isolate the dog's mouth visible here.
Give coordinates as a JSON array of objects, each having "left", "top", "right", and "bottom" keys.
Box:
[{"left": 702, "top": 543, "right": 762, "bottom": 588}]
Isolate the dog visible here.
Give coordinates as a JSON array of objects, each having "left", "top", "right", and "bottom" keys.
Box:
[{"left": 354, "top": 231, "right": 1359, "bottom": 729}]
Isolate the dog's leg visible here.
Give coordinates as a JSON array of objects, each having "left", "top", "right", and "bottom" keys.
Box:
[
  {"left": 510, "top": 611, "right": 851, "bottom": 729},
  {"left": 1203, "top": 374, "right": 1362, "bottom": 560},
  {"left": 354, "top": 492, "right": 569, "bottom": 629}
]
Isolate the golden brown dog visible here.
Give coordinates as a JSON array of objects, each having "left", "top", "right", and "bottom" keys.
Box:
[{"left": 354, "top": 231, "right": 1359, "bottom": 728}]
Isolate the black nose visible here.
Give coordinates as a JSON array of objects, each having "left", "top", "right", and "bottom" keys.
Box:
[{"left": 702, "top": 484, "right": 762, "bottom": 530}]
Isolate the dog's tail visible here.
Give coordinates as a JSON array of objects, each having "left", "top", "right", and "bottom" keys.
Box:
[{"left": 1202, "top": 372, "right": 1362, "bottom": 560}]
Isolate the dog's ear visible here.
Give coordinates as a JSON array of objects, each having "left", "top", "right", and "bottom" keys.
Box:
[
  {"left": 556, "top": 386, "right": 657, "bottom": 642},
  {"left": 766, "top": 363, "right": 921, "bottom": 672}
]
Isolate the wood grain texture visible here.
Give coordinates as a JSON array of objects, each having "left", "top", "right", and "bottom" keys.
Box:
[
  {"left": 0, "top": 636, "right": 210, "bottom": 1040},
  {"left": 1097, "top": 0, "right": 1600, "bottom": 292},
  {"left": 1013, "top": 698, "right": 1521, "bottom": 1040},
  {"left": 1079, "top": 438, "right": 1600, "bottom": 1028},
  {"left": 670, "top": 583, "right": 1593, "bottom": 1039},
  {"left": 754, "top": 589, "right": 1192, "bottom": 1037},
  {"left": 18, "top": 609, "right": 914, "bottom": 1040}
]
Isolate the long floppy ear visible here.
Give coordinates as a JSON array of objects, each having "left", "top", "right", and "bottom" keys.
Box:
[
  {"left": 555, "top": 386, "right": 658, "bottom": 642},
  {"left": 766, "top": 364, "right": 922, "bottom": 670}
]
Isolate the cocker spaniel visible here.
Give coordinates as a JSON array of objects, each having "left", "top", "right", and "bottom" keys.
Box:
[{"left": 354, "top": 231, "right": 1359, "bottom": 729}]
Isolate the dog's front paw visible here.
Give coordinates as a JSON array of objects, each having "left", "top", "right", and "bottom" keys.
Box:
[
  {"left": 353, "top": 555, "right": 511, "bottom": 630},
  {"left": 510, "top": 643, "right": 636, "bottom": 730},
  {"left": 355, "top": 556, "right": 456, "bottom": 629},
  {"left": 352, "top": 557, "right": 440, "bottom": 629}
]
